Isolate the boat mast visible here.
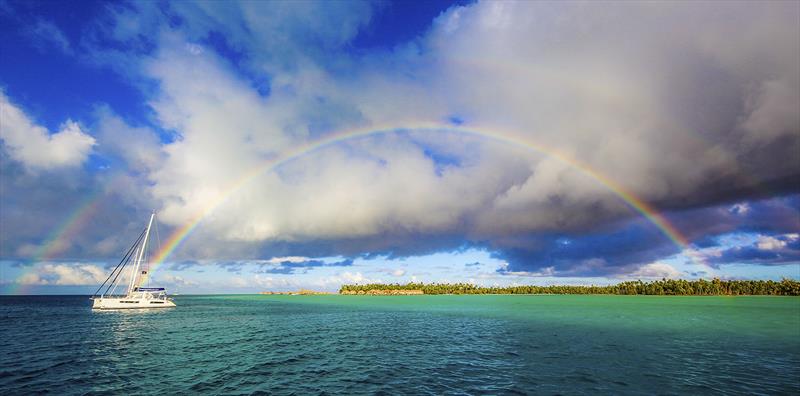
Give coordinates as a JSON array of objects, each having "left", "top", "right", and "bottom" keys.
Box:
[
  {"left": 126, "top": 245, "right": 141, "bottom": 294},
  {"left": 127, "top": 212, "right": 155, "bottom": 295}
]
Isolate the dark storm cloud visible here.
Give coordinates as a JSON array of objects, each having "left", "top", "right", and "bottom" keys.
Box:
[
  {"left": 492, "top": 195, "right": 800, "bottom": 275},
  {"left": 653, "top": 174, "right": 800, "bottom": 212},
  {"left": 669, "top": 195, "right": 800, "bottom": 243},
  {"left": 492, "top": 220, "right": 680, "bottom": 276},
  {"left": 243, "top": 196, "right": 798, "bottom": 277}
]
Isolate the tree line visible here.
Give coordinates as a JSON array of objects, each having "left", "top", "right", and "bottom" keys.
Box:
[{"left": 339, "top": 279, "right": 800, "bottom": 296}]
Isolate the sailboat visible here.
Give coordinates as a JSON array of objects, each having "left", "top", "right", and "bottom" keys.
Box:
[{"left": 91, "top": 212, "right": 176, "bottom": 309}]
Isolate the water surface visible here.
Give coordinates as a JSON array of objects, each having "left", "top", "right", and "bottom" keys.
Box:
[{"left": 1, "top": 295, "right": 798, "bottom": 394}]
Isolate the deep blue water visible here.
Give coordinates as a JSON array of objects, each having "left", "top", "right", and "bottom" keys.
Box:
[{"left": 1, "top": 295, "right": 799, "bottom": 394}]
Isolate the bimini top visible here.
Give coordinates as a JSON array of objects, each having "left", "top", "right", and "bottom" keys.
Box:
[{"left": 135, "top": 287, "right": 165, "bottom": 291}]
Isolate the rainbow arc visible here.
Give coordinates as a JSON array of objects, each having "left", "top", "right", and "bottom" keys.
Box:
[{"left": 143, "top": 122, "right": 695, "bottom": 280}]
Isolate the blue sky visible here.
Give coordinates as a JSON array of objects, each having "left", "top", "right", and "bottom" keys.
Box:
[{"left": 0, "top": 0, "right": 798, "bottom": 294}]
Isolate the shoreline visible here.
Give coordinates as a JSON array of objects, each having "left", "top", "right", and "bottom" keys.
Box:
[{"left": 256, "top": 292, "right": 800, "bottom": 297}]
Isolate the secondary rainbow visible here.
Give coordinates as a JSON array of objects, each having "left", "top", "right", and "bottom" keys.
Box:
[
  {"left": 7, "top": 193, "right": 106, "bottom": 294},
  {"left": 145, "top": 122, "right": 693, "bottom": 279}
]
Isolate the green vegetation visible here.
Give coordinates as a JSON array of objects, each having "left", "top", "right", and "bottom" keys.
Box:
[{"left": 340, "top": 278, "right": 800, "bottom": 296}]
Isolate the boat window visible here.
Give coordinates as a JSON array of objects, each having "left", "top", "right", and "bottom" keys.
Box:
[{"left": 150, "top": 301, "right": 164, "bottom": 304}]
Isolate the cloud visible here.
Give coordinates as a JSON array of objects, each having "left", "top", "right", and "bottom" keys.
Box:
[
  {"left": 198, "top": 1, "right": 792, "bottom": 276},
  {"left": 0, "top": 91, "right": 176, "bottom": 263},
  {"left": 1, "top": 92, "right": 96, "bottom": 170},
  {"left": 265, "top": 256, "right": 314, "bottom": 264},
  {"left": 376, "top": 268, "right": 407, "bottom": 277},
  {"left": 94, "top": 106, "right": 163, "bottom": 173},
  {"left": 729, "top": 203, "right": 750, "bottom": 216},
  {"left": 756, "top": 234, "right": 796, "bottom": 251},
  {"left": 168, "top": 261, "right": 199, "bottom": 272},
  {"left": 257, "top": 258, "right": 354, "bottom": 274},
  {"left": 492, "top": 195, "right": 799, "bottom": 275},
  {"left": 2, "top": 1, "right": 799, "bottom": 281},
  {"left": 166, "top": 0, "right": 376, "bottom": 70},
  {"left": 674, "top": 195, "right": 800, "bottom": 245},
  {"left": 137, "top": 2, "right": 798, "bottom": 253},
  {"left": 334, "top": 271, "right": 371, "bottom": 285},
  {"left": 705, "top": 233, "right": 800, "bottom": 265},
  {"left": 25, "top": 19, "right": 72, "bottom": 54},
  {"left": 628, "top": 263, "right": 682, "bottom": 279},
  {"left": 492, "top": 219, "right": 683, "bottom": 276},
  {"left": 17, "top": 263, "right": 107, "bottom": 285},
  {"left": 224, "top": 270, "right": 368, "bottom": 291},
  {"left": 157, "top": 274, "right": 197, "bottom": 287}
]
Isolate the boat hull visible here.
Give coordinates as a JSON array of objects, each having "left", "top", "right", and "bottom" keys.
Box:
[{"left": 92, "top": 297, "right": 176, "bottom": 309}]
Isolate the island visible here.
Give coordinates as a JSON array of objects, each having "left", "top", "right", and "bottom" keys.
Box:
[{"left": 339, "top": 278, "right": 800, "bottom": 296}]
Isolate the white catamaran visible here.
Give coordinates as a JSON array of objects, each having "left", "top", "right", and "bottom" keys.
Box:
[{"left": 91, "top": 212, "right": 176, "bottom": 309}]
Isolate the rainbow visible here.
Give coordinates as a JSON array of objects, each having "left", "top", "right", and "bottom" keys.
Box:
[
  {"left": 6, "top": 192, "right": 106, "bottom": 294},
  {"left": 143, "top": 122, "right": 694, "bottom": 281}
]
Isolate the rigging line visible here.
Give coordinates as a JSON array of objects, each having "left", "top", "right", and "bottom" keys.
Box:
[
  {"left": 107, "top": 248, "right": 137, "bottom": 297},
  {"left": 92, "top": 227, "right": 146, "bottom": 297},
  {"left": 109, "top": 252, "right": 126, "bottom": 297},
  {"left": 105, "top": 240, "right": 140, "bottom": 297},
  {"left": 153, "top": 217, "right": 162, "bottom": 287},
  {"left": 155, "top": 218, "right": 162, "bottom": 262},
  {"left": 104, "top": 228, "right": 147, "bottom": 296}
]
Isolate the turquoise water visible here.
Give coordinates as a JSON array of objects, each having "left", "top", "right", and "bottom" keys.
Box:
[{"left": 1, "top": 295, "right": 798, "bottom": 394}]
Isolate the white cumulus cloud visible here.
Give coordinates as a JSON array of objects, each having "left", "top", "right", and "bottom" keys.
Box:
[
  {"left": 756, "top": 234, "right": 799, "bottom": 251},
  {"left": 17, "top": 263, "right": 107, "bottom": 285},
  {"left": 629, "top": 263, "right": 682, "bottom": 279},
  {"left": 1, "top": 92, "right": 95, "bottom": 170},
  {"left": 135, "top": 1, "right": 799, "bottom": 263}
]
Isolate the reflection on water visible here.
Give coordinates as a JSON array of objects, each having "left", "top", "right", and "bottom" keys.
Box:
[
  {"left": 2, "top": 295, "right": 799, "bottom": 394},
  {"left": 96, "top": 307, "right": 171, "bottom": 347}
]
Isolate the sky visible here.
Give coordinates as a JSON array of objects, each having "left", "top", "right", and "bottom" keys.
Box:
[{"left": 0, "top": 0, "right": 798, "bottom": 294}]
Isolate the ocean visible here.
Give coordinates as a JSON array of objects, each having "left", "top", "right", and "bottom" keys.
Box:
[{"left": 1, "top": 295, "right": 798, "bottom": 394}]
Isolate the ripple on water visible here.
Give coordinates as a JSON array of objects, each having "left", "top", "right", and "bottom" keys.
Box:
[{"left": 1, "top": 295, "right": 799, "bottom": 395}]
